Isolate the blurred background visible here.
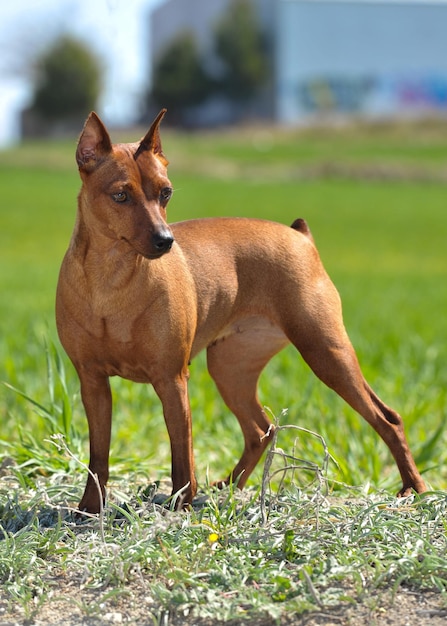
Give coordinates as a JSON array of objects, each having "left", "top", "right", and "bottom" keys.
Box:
[{"left": 2, "top": 0, "right": 447, "bottom": 143}]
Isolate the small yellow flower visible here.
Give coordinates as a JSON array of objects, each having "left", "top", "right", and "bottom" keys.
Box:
[{"left": 208, "top": 532, "right": 219, "bottom": 544}]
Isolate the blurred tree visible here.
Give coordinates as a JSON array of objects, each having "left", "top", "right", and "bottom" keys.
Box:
[
  {"left": 30, "top": 35, "right": 101, "bottom": 122},
  {"left": 150, "top": 32, "right": 212, "bottom": 124},
  {"left": 214, "top": 0, "right": 269, "bottom": 103}
]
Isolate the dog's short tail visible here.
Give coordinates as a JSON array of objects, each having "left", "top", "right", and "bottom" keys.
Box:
[{"left": 290, "top": 218, "right": 314, "bottom": 242}]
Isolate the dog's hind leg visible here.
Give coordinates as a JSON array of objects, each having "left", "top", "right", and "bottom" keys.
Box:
[
  {"left": 283, "top": 280, "right": 427, "bottom": 496},
  {"left": 206, "top": 318, "right": 289, "bottom": 488}
]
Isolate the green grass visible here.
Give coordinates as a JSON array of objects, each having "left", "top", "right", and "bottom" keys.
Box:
[
  {"left": 1, "top": 436, "right": 447, "bottom": 623},
  {"left": 1, "top": 120, "right": 447, "bottom": 622}
]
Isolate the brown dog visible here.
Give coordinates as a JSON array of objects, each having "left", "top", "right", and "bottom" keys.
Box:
[{"left": 56, "top": 110, "right": 426, "bottom": 513}]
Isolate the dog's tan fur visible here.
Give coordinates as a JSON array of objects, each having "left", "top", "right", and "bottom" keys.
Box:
[{"left": 56, "top": 110, "right": 426, "bottom": 513}]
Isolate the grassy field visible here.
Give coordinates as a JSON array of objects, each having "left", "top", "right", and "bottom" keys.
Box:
[{"left": 0, "top": 120, "right": 447, "bottom": 623}]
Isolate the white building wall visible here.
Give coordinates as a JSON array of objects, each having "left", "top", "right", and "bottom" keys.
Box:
[{"left": 276, "top": 0, "right": 447, "bottom": 122}]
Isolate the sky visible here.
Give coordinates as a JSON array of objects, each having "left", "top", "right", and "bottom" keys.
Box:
[{"left": 0, "top": 0, "right": 165, "bottom": 145}]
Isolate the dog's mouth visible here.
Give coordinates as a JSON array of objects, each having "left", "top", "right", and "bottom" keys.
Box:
[
  {"left": 121, "top": 233, "right": 174, "bottom": 260},
  {"left": 141, "top": 247, "right": 173, "bottom": 260}
]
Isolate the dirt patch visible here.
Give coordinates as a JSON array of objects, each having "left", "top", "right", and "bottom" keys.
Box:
[{"left": 1, "top": 582, "right": 446, "bottom": 626}]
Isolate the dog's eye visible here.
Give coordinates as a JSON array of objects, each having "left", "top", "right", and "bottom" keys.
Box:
[
  {"left": 112, "top": 191, "right": 127, "bottom": 203},
  {"left": 160, "top": 187, "right": 173, "bottom": 202}
]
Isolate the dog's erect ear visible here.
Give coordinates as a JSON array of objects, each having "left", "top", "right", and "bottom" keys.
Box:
[
  {"left": 76, "top": 112, "right": 113, "bottom": 171},
  {"left": 134, "top": 108, "right": 168, "bottom": 165}
]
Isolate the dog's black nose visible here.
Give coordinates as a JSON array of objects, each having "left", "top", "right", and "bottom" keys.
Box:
[{"left": 152, "top": 230, "right": 174, "bottom": 253}]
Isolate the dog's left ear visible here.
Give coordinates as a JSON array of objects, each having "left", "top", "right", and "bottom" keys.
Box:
[
  {"left": 134, "top": 108, "right": 168, "bottom": 165},
  {"left": 76, "top": 112, "right": 113, "bottom": 171}
]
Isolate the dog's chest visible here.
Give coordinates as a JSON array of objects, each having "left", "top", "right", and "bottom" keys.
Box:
[
  {"left": 85, "top": 271, "right": 160, "bottom": 343},
  {"left": 99, "top": 312, "right": 135, "bottom": 344},
  {"left": 86, "top": 320, "right": 157, "bottom": 383}
]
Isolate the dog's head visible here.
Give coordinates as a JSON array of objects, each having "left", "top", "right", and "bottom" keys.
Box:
[{"left": 75, "top": 109, "right": 174, "bottom": 259}]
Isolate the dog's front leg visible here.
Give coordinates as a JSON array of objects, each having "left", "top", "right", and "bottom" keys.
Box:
[
  {"left": 154, "top": 373, "right": 197, "bottom": 508},
  {"left": 77, "top": 373, "right": 112, "bottom": 514}
]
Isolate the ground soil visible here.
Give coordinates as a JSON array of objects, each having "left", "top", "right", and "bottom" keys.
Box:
[{"left": 1, "top": 582, "right": 446, "bottom": 626}]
